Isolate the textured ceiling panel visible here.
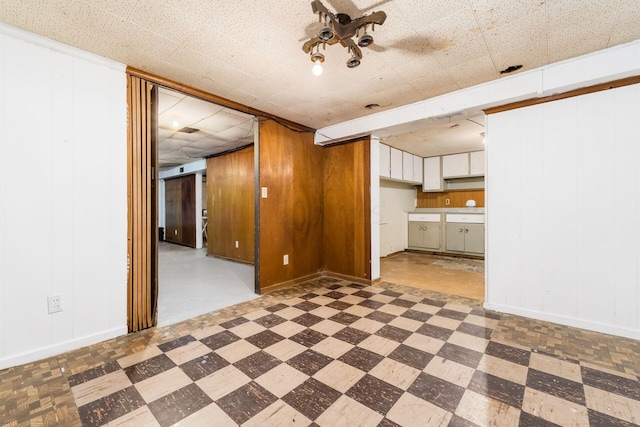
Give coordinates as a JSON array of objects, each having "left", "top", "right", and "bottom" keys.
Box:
[{"left": 1, "top": 0, "right": 639, "bottom": 162}]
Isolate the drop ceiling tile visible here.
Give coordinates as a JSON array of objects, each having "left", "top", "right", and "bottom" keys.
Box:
[
  {"left": 158, "top": 128, "right": 177, "bottom": 141},
  {"left": 352, "top": 85, "right": 421, "bottom": 112},
  {"left": 545, "top": 0, "right": 619, "bottom": 33},
  {"left": 430, "top": 35, "right": 491, "bottom": 69},
  {"left": 393, "top": 0, "right": 471, "bottom": 25},
  {"left": 108, "top": 23, "right": 180, "bottom": 65},
  {"left": 185, "top": 137, "right": 228, "bottom": 151},
  {"left": 44, "top": 18, "right": 114, "bottom": 57},
  {"left": 0, "top": 1, "right": 53, "bottom": 34},
  {"left": 263, "top": 90, "right": 307, "bottom": 111},
  {"left": 547, "top": 24, "right": 613, "bottom": 64},
  {"left": 167, "top": 96, "right": 226, "bottom": 124},
  {"left": 84, "top": 0, "right": 139, "bottom": 20},
  {"left": 446, "top": 54, "right": 498, "bottom": 88},
  {"left": 214, "top": 126, "right": 255, "bottom": 142},
  {"left": 482, "top": 11, "right": 548, "bottom": 72},
  {"left": 126, "top": 0, "right": 202, "bottom": 44},
  {"left": 377, "top": 44, "right": 442, "bottom": 76},
  {"left": 322, "top": 101, "right": 370, "bottom": 123},
  {"left": 469, "top": 0, "right": 546, "bottom": 30},
  {"left": 157, "top": 91, "right": 184, "bottom": 115},
  {"left": 412, "top": 6, "right": 483, "bottom": 48},
  {"left": 167, "top": 130, "right": 209, "bottom": 143},
  {"left": 609, "top": 0, "right": 640, "bottom": 46},
  {"left": 215, "top": 109, "right": 255, "bottom": 126},
  {"left": 46, "top": 0, "right": 126, "bottom": 36},
  {"left": 407, "top": 71, "right": 460, "bottom": 100},
  {"left": 159, "top": 138, "right": 193, "bottom": 151},
  {"left": 181, "top": 145, "right": 205, "bottom": 155}
]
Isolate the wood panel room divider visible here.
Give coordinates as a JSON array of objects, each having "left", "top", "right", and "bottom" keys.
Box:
[{"left": 127, "top": 74, "right": 158, "bottom": 332}]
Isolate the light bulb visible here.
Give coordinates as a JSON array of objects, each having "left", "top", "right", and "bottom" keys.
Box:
[
  {"left": 172, "top": 119, "right": 180, "bottom": 129},
  {"left": 312, "top": 58, "right": 323, "bottom": 76}
]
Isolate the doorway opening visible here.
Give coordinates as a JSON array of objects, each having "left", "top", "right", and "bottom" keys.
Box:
[
  {"left": 377, "top": 115, "right": 486, "bottom": 301},
  {"left": 155, "top": 87, "right": 258, "bottom": 326}
]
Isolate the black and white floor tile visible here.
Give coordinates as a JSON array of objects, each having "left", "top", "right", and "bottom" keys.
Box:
[{"left": 67, "top": 282, "right": 640, "bottom": 426}]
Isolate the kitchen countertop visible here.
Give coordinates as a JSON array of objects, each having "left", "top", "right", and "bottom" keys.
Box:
[{"left": 410, "top": 208, "right": 485, "bottom": 214}]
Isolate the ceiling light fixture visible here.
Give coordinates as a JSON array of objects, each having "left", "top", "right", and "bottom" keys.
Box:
[
  {"left": 302, "top": 0, "right": 386, "bottom": 75},
  {"left": 357, "top": 26, "right": 374, "bottom": 48},
  {"left": 318, "top": 18, "right": 334, "bottom": 42},
  {"left": 311, "top": 48, "right": 325, "bottom": 76}
]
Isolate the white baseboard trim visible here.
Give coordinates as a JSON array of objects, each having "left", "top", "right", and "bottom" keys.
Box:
[
  {"left": 0, "top": 326, "right": 128, "bottom": 371},
  {"left": 483, "top": 302, "right": 640, "bottom": 341}
]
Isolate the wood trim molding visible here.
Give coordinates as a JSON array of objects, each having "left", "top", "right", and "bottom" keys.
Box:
[
  {"left": 126, "top": 67, "right": 314, "bottom": 133},
  {"left": 484, "top": 75, "right": 640, "bottom": 115}
]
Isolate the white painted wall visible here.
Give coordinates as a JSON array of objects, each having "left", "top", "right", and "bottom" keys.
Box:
[
  {"left": 379, "top": 181, "right": 416, "bottom": 257},
  {"left": 485, "top": 83, "right": 640, "bottom": 340},
  {"left": 0, "top": 24, "right": 127, "bottom": 369}
]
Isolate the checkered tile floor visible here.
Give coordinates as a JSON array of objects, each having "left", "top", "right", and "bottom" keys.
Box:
[{"left": 68, "top": 282, "right": 640, "bottom": 426}]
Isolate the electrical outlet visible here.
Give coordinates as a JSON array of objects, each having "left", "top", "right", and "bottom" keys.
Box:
[
  {"left": 445, "top": 198, "right": 450, "bottom": 205},
  {"left": 48, "top": 295, "right": 62, "bottom": 314},
  {"left": 261, "top": 187, "right": 268, "bottom": 198},
  {"left": 235, "top": 241, "right": 239, "bottom": 248},
  {"left": 283, "top": 254, "right": 289, "bottom": 265}
]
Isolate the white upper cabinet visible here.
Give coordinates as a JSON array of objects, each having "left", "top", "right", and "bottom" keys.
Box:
[
  {"left": 379, "top": 143, "right": 423, "bottom": 184},
  {"left": 390, "top": 147, "right": 403, "bottom": 180},
  {"left": 379, "top": 143, "right": 391, "bottom": 178},
  {"left": 402, "top": 151, "right": 414, "bottom": 182},
  {"left": 423, "top": 156, "right": 442, "bottom": 191},
  {"left": 470, "top": 151, "right": 484, "bottom": 176},
  {"left": 442, "top": 153, "right": 469, "bottom": 178},
  {"left": 413, "top": 155, "right": 423, "bottom": 184}
]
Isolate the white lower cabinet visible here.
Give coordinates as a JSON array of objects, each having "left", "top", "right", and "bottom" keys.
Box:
[
  {"left": 408, "top": 222, "right": 441, "bottom": 250},
  {"left": 445, "top": 214, "right": 484, "bottom": 254},
  {"left": 408, "top": 213, "right": 441, "bottom": 250}
]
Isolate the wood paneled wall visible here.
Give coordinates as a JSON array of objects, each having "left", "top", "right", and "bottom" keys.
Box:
[
  {"left": 207, "top": 146, "right": 255, "bottom": 263},
  {"left": 417, "top": 189, "right": 485, "bottom": 208},
  {"left": 164, "top": 174, "right": 196, "bottom": 247},
  {"left": 323, "top": 138, "right": 371, "bottom": 280},
  {"left": 259, "top": 120, "right": 324, "bottom": 289}
]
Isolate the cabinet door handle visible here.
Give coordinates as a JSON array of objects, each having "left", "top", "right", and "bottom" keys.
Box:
[
  {"left": 459, "top": 228, "right": 464, "bottom": 233},
  {"left": 465, "top": 228, "right": 469, "bottom": 233}
]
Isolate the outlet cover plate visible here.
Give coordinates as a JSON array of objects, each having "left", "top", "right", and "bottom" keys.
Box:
[{"left": 48, "top": 296, "right": 62, "bottom": 314}]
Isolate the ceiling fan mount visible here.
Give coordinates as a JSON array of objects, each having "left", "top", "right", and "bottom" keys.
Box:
[
  {"left": 335, "top": 13, "right": 352, "bottom": 25},
  {"left": 302, "top": 0, "right": 387, "bottom": 74}
]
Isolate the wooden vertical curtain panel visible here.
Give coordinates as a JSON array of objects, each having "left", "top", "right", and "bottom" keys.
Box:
[{"left": 127, "top": 74, "right": 157, "bottom": 332}]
